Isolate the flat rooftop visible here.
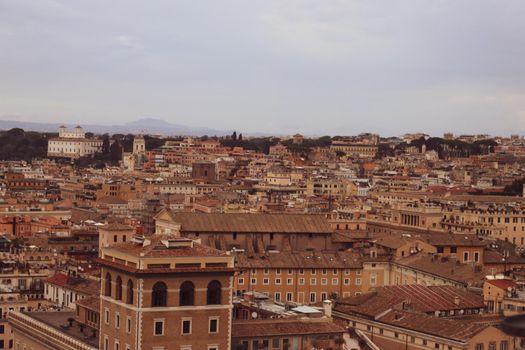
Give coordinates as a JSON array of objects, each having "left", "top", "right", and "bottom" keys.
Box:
[{"left": 25, "top": 311, "right": 98, "bottom": 348}]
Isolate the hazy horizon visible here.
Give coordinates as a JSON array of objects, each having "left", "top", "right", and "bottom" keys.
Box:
[{"left": 1, "top": 1, "right": 524, "bottom": 136}]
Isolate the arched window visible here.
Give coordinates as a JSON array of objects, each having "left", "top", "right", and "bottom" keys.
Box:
[
  {"left": 179, "top": 281, "right": 195, "bottom": 306},
  {"left": 104, "top": 273, "right": 112, "bottom": 297},
  {"left": 115, "top": 276, "right": 122, "bottom": 300},
  {"left": 126, "top": 280, "right": 134, "bottom": 304},
  {"left": 206, "top": 280, "right": 221, "bottom": 305},
  {"left": 152, "top": 282, "right": 167, "bottom": 307}
]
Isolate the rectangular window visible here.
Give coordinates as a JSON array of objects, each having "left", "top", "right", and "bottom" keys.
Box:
[
  {"left": 344, "top": 278, "right": 350, "bottom": 285},
  {"left": 332, "top": 278, "right": 338, "bottom": 285},
  {"left": 104, "top": 308, "right": 109, "bottom": 324},
  {"left": 181, "top": 319, "right": 192, "bottom": 335},
  {"left": 299, "top": 278, "right": 305, "bottom": 285},
  {"left": 309, "top": 292, "right": 316, "bottom": 303},
  {"left": 263, "top": 278, "right": 269, "bottom": 285},
  {"left": 356, "top": 278, "right": 362, "bottom": 285},
  {"left": 287, "top": 278, "right": 293, "bottom": 285},
  {"left": 238, "top": 278, "right": 244, "bottom": 285},
  {"left": 275, "top": 278, "right": 281, "bottom": 285},
  {"left": 321, "top": 278, "right": 327, "bottom": 285},
  {"left": 286, "top": 292, "right": 293, "bottom": 301},
  {"left": 209, "top": 317, "right": 219, "bottom": 333},
  {"left": 154, "top": 319, "right": 164, "bottom": 336},
  {"left": 475, "top": 344, "right": 483, "bottom": 350},
  {"left": 310, "top": 278, "right": 317, "bottom": 285},
  {"left": 370, "top": 273, "right": 377, "bottom": 286},
  {"left": 275, "top": 292, "right": 281, "bottom": 301},
  {"left": 126, "top": 317, "right": 131, "bottom": 333},
  {"left": 115, "top": 312, "right": 120, "bottom": 329},
  {"left": 251, "top": 278, "right": 257, "bottom": 285}
]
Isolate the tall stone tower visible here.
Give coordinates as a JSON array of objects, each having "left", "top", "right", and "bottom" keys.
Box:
[
  {"left": 133, "top": 135, "right": 145, "bottom": 155},
  {"left": 133, "top": 135, "right": 146, "bottom": 168},
  {"left": 98, "top": 236, "right": 234, "bottom": 350}
]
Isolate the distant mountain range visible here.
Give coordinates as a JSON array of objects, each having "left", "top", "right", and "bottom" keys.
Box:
[{"left": 0, "top": 118, "right": 234, "bottom": 136}]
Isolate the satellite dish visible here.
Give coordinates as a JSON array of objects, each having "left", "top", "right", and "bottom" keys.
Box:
[{"left": 251, "top": 312, "right": 258, "bottom": 319}]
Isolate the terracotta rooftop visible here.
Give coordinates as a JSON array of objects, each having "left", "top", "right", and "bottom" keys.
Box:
[
  {"left": 100, "top": 223, "right": 134, "bottom": 231},
  {"left": 45, "top": 273, "right": 100, "bottom": 296},
  {"left": 75, "top": 295, "right": 100, "bottom": 312},
  {"left": 232, "top": 318, "right": 344, "bottom": 338},
  {"left": 395, "top": 253, "right": 488, "bottom": 286},
  {"left": 484, "top": 249, "right": 525, "bottom": 264},
  {"left": 375, "top": 285, "right": 484, "bottom": 313},
  {"left": 373, "top": 235, "right": 424, "bottom": 249},
  {"left": 97, "top": 196, "right": 128, "bottom": 205},
  {"left": 376, "top": 309, "right": 488, "bottom": 342},
  {"left": 167, "top": 212, "right": 333, "bottom": 234},
  {"left": 235, "top": 251, "right": 362, "bottom": 269},
  {"left": 485, "top": 279, "right": 519, "bottom": 290},
  {"left": 105, "top": 235, "right": 228, "bottom": 258}
]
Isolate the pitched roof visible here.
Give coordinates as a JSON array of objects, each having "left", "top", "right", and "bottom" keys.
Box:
[
  {"left": 376, "top": 310, "right": 489, "bottom": 342},
  {"left": 100, "top": 223, "right": 134, "bottom": 231},
  {"left": 235, "top": 251, "right": 363, "bottom": 269},
  {"left": 232, "top": 318, "right": 344, "bottom": 338},
  {"left": 336, "top": 284, "right": 483, "bottom": 317},
  {"left": 374, "top": 285, "right": 484, "bottom": 312},
  {"left": 395, "top": 253, "right": 487, "bottom": 286},
  {"left": 76, "top": 295, "right": 100, "bottom": 312},
  {"left": 168, "top": 212, "right": 333, "bottom": 234},
  {"left": 45, "top": 273, "right": 100, "bottom": 296},
  {"left": 485, "top": 279, "right": 518, "bottom": 290}
]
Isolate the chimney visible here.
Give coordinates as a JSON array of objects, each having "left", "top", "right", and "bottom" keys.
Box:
[
  {"left": 453, "top": 295, "right": 460, "bottom": 306},
  {"left": 323, "top": 300, "right": 333, "bottom": 318}
]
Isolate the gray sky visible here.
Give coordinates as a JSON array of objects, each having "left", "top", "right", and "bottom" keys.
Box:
[{"left": 1, "top": 0, "right": 524, "bottom": 136}]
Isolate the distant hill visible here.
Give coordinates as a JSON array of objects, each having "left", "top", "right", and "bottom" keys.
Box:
[{"left": 0, "top": 118, "right": 233, "bottom": 136}]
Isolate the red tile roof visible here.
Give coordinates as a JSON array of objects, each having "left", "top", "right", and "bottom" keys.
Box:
[
  {"left": 232, "top": 318, "right": 344, "bottom": 338},
  {"left": 168, "top": 212, "right": 333, "bottom": 234},
  {"left": 486, "top": 279, "right": 518, "bottom": 290}
]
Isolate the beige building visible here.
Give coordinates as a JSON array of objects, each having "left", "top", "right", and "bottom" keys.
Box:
[
  {"left": 98, "top": 223, "right": 135, "bottom": 252},
  {"left": 234, "top": 251, "right": 388, "bottom": 303},
  {"left": 47, "top": 126, "right": 103, "bottom": 159}
]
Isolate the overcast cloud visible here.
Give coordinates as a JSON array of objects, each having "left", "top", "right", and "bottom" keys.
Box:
[{"left": 0, "top": 0, "right": 524, "bottom": 136}]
